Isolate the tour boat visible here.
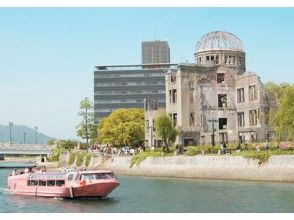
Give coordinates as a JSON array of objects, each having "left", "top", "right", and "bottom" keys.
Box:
[{"left": 7, "top": 169, "right": 119, "bottom": 198}]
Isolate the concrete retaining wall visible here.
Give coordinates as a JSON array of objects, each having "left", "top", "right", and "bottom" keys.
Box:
[{"left": 96, "top": 155, "right": 294, "bottom": 182}]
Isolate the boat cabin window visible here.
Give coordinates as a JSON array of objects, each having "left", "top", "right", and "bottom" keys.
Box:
[
  {"left": 80, "top": 174, "right": 94, "bottom": 181},
  {"left": 28, "top": 180, "right": 38, "bottom": 186},
  {"left": 67, "top": 174, "right": 74, "bottom": 181},
  {"left": 95, "top": 173, "right": 114, "bottom": 180},
  {"left": 47, "top": 180, "right": 55, "bottom": 186},
  {"left": 56, "top": 180, "right": 65, "bottom": 186},
  {"left": 38, "top": 180, "right": 46, "bottom": 186}
]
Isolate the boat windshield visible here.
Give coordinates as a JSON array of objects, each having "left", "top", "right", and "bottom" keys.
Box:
[
  {"left": 80, "top": 174, "right": 94, "bottom": 181},
  {"left": 95, "top": 173, "right": 115, "bottom": 180}
]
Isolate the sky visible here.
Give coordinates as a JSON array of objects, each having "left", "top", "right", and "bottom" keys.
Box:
[{"left": 0, "top": 7, "right": 293, "bottom": 140}]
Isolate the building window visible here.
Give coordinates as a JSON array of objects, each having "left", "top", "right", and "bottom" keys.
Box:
[
  {"left": 249, "top": 85, "right": 257, "bottom": 101},
  {"left": 219, "top": 118, "right": 227, "bottom": 130},
  {"left": 172, "top": 113, "right": 177, "bottom": 126},
  {"left": 249, "top": 110, "right": 258, "bottom": 126},
  {"left": 172, "top": 89, "right": 177, "bottom": 104},
  {"left": 215, "top": 55, "right": 219, "bottom": 64},
  {"left": 171, "top": 75, "right": 176, "bottom": 83},
  {"left": 217, "top": 73, "right": 225, "bottom": 83},
  {"left": 237, "top": 88, "right": 245, "bottom": 103},
  {"left": 218, "top": 94, "right": 227, "bottom": 108},
  {"left": 189, "top": 91, "right": 194, "bottom": 103},
  {"left": 237, "top": 112, "right": 245, "bottom": 127},
  {"left": 190, "top": 112, "right": 195, "bottom": 126}
]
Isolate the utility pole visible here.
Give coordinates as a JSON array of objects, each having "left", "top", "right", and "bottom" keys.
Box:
[
  {"left": 35, "top": 126, "right": 38, "bottom": 144},
  {"left": 208, "top": 119, "right": 218, "bottom": 147},
  {"left": 23, "top": 132, "right": 26, "bottom": 144},
  {"left": 9, "top": 122, "right": 13, "bottom": 144}
]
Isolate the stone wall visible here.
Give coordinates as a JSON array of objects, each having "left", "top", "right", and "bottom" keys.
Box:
[{"left": 97, "top": 155, "right": 294, "bottom": 182}]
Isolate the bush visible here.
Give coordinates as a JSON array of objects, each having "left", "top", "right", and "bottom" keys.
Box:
[
  {"left": 185, "top": 145, "right": 221, "bottom": 156},
  {"left": 76, "top": 152, "right": 86, "bottom": 166}
]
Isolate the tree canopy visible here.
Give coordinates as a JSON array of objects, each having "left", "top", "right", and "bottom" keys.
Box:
[
  {"left": 264, "top": 82, "right": 294, "bottom": 140},
  {"left": 98, "top": 108, "right": 144, "bottom": 147},
  {"left": 154, "top": 114, "right": 177, "bottom": 152},
  {"left": 76, "top": 97, "right": 96, "bottom": 145}
]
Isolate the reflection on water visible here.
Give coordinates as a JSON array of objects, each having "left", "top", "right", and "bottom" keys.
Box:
[{"left": 6, "top": 195, "right": 120, "bottom": 213}]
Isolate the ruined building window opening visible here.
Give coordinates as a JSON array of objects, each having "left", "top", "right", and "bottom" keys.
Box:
[
  {"left": 237, "top": 112, "right": 245, "bottom": 127},
  {"left": 218, "top": 94, "right": 227, "bottom": 108},
  {"left": 249, "top": 110, "right": 257, "bottom": 126},
  {"left": 172, "top": 113, "right": 177, "bottom": 126},
  {"left": 219, "top": 133, "right": 228, "bottom": 144},
  {"left": 215, "top": 55, "right": 219, "bottom": 64},
  {"left": 172, "top": 89, "right": 177, "bottom": 103},
  {"left": 217, "top": 73, "right": 225, "bottom": 83},
  {"left": 237, "top": 88, "right": 245, "bottom": 103},
  {"left": 229, "top": 56, "right": 232, "bottom": 64},
  {"left": 206, "top": 56, "right": 210, "bottom": 61},
  {"left": 211, "top": 55, "right": 214, "bottom": 61},
  {"left": 190, "top": 112, "right": 195, "bottom": 126},
  {"left": 249, "top": 85, "right": 257, "bottom": 101},
  {"left": 232, "top": 56, "right": 235, "bottom": 65},
  {"left": 190, "top": 92, "right": 194, "bottom": 103},
  {"left": 171, "top": 75, "right": 176, "bottom": 83},
  {"left": 169, "top": 90, "right": 172, "bottom": 104},
  {"left": 225, "top": 56, "right": 228, "bottom": 64},
  {"left": 199, "top": 57, "right": 202, "bottom": 64},
  {"left": 219, "top": 118, "right": 227, "bottom": 130}
]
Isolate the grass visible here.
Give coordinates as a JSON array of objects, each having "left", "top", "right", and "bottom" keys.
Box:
[
  {"left": 76, "top": 152, "right": 86, "bottom": 166},
  {"left": 85, "top": 153, "right": 93, "bottom": 166},
  {"left": 49, "top": 147, "right": 65, "bottom": 162},
  {"left": 130, "top": 151, "right": 164, "bottom": 168},
  {"left": 232, "top": 149, "right": 294, "bottom": 165},
  {"left": 68, "top": 152, "right": 77, "bottom": 165}
]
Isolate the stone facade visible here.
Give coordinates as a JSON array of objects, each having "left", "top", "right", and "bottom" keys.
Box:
[{"left": 145, "top": 31, "right": 270, "bottom": 146}]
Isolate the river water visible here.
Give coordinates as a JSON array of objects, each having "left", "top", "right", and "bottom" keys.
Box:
[{"left": 1, "top": 165, "right": 294, "bottom": 213}]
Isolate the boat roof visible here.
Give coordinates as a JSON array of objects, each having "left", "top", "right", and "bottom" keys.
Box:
[
  {"left": 79, "top": 170, "right": 113, "bottom": 174},
  {"left": 27, "top": 170, "right": 114, "bottom": 180},
  {"left": 28, "top": 171, "right": 69, "bottom": 180}
]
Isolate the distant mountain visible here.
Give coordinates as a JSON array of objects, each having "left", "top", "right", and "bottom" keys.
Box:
[{"left": 0, "top": 125, "right": 54, "bottom": 144}]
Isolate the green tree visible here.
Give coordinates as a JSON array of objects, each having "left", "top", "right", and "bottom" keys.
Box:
[
  {"left": 274, "top": 86, "right": 294, "bottom": 141},
  {"left": 154, "top": 114, "right": 177, "bottom": 153},
  {"left": 264, "top": 82, "right": 294, "bottom": 140},
  {"left": 76, "top": 97, "right": 96, "bottom": 148},
  {"left": 98, "top": 108, "right": 144, "bottom": 147},
  {"left": 47, "top": 139, "right": 55, "bottom": 145}
]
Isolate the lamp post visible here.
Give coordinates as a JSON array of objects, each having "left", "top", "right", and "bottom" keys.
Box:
[
  {"left": 8, "top": 122, "right": 13, "bottom": 144},
  {"left": 23, "top": 132, "right": 26, "bottom": 144},
  {"left": 85, "top": 107, "right": 89, "bottom": 152},
  {"left": 35, "top": 126, "right": 38, "bottom": 144},
  {"left": 208, "top": 119, "right": 218, "bottom": 147}
]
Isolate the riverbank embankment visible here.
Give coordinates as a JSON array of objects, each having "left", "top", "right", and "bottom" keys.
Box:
[{"left": 88, "top": 155, "right": 294, "bottom": 182}]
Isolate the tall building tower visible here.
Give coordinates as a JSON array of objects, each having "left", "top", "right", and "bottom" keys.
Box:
[{"left": 142, "top": 40, "right": 170, "bottom": 64}]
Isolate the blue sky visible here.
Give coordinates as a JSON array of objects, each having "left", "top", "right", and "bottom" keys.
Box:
[{"left": 0, "top": 8, "right": 293, "bottom": 139}]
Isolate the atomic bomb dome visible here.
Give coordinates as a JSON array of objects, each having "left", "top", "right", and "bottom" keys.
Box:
[
  {"left": 196, "top": 31, "right": 244, "bottom": 53},
  {"left": 195, "top": 31, "right": 246, "bottom": 71}
]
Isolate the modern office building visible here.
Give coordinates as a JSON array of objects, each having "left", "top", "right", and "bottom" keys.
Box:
[
  {"left": 94, "top": 63, "right": 177, "bottom": 122},
  {"left": 142, "top": 41, "right": 170, "bottom": 65}
]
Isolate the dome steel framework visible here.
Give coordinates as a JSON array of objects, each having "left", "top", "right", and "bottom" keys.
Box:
[{"left": 196, "top": 31, "right": 244, "bottom": 53}]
